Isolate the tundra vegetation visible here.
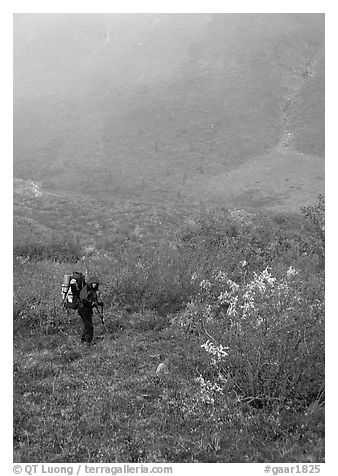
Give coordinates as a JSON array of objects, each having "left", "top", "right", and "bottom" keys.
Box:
[{"left": 13, "top": 195, "right": 324, "bottom": 463}]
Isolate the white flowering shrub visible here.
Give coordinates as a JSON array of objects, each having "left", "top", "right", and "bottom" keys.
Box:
[
  {"left": 201, "top": 340, "right": 229, "bottom": 364},
  {"left": 180, "top": 265, "right": 324, "bottom": 407},
  {"left": 195, "top": 375, "right": 224, "bottom": 405}
]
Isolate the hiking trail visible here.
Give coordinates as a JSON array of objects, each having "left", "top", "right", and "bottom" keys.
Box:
[{"left": 277, "top": 55, "right": 316, "bottom": 151}]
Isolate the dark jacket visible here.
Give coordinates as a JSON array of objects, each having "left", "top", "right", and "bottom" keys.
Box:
[{"left": 79, "top": 284, "right": 100, "bottom": 310}]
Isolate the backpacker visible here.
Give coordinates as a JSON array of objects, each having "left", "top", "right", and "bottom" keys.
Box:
[{"left": 62, "top": 272, "right": 86, "bottom": 309}]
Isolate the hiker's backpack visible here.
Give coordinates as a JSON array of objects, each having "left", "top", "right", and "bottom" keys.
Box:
[{"left": 62, "top": 272, "right": 86, "bottom": 309}]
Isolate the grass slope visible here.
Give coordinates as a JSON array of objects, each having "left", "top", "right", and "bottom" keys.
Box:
[
  {"left": 14, "top": 306, "right": 324, "bottom": 463},
  {"left": 199, "top": 149, "right": 324, "bottom": 210}
]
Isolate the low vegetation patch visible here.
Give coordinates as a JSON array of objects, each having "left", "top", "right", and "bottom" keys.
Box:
[{"left": 14, "top": 240, "right": 82, "bottom": 263}]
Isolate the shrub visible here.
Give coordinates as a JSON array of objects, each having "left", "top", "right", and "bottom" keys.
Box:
[
  {"left": 176, "top": 209, "right": 302, "bottom": 277},
  {"left": 108, "top": 245, "right": 196, "bottom": 315},
  {"left": 174, "top": 265, "right": 324, "bottom": 408},
  {"left": 300, "top": 194, "right": 325, "bottom": 265}
]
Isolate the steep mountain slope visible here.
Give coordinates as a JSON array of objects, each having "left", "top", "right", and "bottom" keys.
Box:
[{"left": 14, "top": 13, "right": 324, "bottom": 209}]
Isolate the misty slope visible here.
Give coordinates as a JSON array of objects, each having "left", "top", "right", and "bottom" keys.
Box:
[
  {"left": 288, "top": 51, "right": 325, "bottom": 157},
  {"left": 14, "top": 13, "right": 324, "bottom": 209}
]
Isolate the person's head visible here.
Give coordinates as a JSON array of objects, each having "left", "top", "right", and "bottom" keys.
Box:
[{"left": 87, "top": 277, "right": 101, "bottom": 289}]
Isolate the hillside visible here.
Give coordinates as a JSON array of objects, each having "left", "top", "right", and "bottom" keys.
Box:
[
  {"left": 13, "top": 177, "right": 195, "bottom": 249},
  {"left": 14, "top": 13, "right": 324, "bottom": 210}
]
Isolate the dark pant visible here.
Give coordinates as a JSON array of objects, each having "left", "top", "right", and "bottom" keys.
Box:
[{"left": 78, "top": 307, "right": 94, "bottom": 342}]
